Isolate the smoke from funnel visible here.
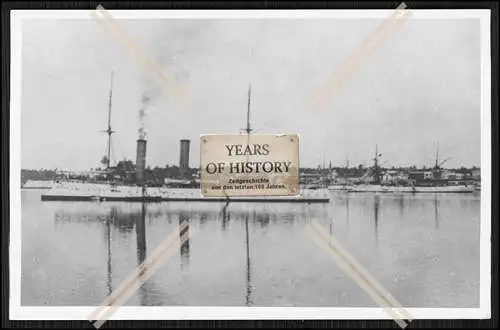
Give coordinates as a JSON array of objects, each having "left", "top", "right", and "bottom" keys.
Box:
[
  {"left": 138, "top": 89, "right": 160, "bottom": 140},
  {"left": 136, "top": 22, "right": 200, "bottom": 140},
  {"left": 138, "top": 108, "right": 146, "bottom": 140}
]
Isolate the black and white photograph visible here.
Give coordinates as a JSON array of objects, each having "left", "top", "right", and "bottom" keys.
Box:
[{"left": 9, "top": 7, "right": 492, "bottom": 323}]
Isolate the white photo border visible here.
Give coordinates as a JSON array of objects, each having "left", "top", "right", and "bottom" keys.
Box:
[{"left": 9, "top": 9, "right": 492, "bottom": 320}]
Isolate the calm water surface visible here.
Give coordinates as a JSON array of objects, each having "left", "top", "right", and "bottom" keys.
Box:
[{"left": 21, "top": 190, "right": 480, "bottom": 307}]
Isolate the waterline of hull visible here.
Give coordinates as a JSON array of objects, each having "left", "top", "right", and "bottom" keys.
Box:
[
  {"left": 40, "top": 183, "right": 331, "bottom": 203},
  {"left": 328, "top": 184, "right": 476, "bottom": 193}
]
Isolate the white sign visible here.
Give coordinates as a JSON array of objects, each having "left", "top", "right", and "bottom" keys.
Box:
[{"left": 200, "top": 134, "right": 300, "bottom": 197}]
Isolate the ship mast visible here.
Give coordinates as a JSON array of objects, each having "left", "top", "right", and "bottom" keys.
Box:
[
  {"left": 373, "top": 144, "right": 380, "bottom": 184},
  {"left": 103, "top": 71, "right": 115, "bottom": 170},
  {"left": 243, "top": 84, "right": 253, "bottom": 305},
  {"left": 435, "top": 141, "right": 439, "bottom": 170},
  {"left": 344, "top": 156, "right": 349, "bottom": 183},
  {"left": 244, "top": 85, "right": 253, "bottom": 135}
]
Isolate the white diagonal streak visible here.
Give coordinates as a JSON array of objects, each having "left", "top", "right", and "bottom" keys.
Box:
[
  {"left": 307, "top": 3, "right": 412, "bottom": 111},
  {"left": 89, "top": 221, "right": 195, "bottom": 328},
  {"left": 306, "top": 219, "right": 412, "bottom": 328},
  {"left": 91, "top": 5, "right": 188, "bottom": 108}
]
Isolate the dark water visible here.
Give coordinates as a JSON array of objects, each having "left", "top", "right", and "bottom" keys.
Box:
[{"left": 21, "top": 190, "right": 480, "bottom": 307}]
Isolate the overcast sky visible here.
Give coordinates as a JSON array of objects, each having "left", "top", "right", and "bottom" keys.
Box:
[{"left": 20, "top": 16, "right": 482, "bottom": 170}]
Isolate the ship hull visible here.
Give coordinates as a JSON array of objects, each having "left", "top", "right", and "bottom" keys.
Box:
[
  {"left": 40, "top": 183, "right": 330, "bottom": 203},
  {"left": 21, "top": 180, "right": 55, "bottom": 190},
  {"left": 40, "top": 194, "right": 329, "bottom": 203},
  {"left": 327, "top": 184, "right": 475, "bottom": 193}
]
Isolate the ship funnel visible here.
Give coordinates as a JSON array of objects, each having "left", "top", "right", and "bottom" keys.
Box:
[
  {"left": 179, "top": 139, "right": 190, "bottom": 178},
  {"left": 136, "top": 139, "right": 147, "bottom": 185}
]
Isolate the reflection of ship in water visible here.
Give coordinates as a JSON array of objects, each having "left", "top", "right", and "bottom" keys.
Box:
[
  {"left": 373, "top": 195, "right": 380, "bottom": 245},
  {"left": 52, "top": 202, "right": 329, "bottom": 306},
  {"left": 245, "top": 212, "right": 253, "bottom": 306},
  {"left": 105, "top": 203, "right": 152, "bottom": 305},
  {"left": 434, "top": 194, "right": 440, "bottom": 230},
  {"left": 136, "top": 203, "right": 147, "bottom": 265},
  {"left": 398, "top": 195, "right": 405, "bottom": 216},
  {"left": 178, "top": 211, "right": 191, "bottom": 269},
  {"left": 134, "top": 203, "right": 174, "bottom": 306},
  {"left": 53, "top": 202, "right": 323, "bottom": 226},
  {"left": 255, "top": 211, "right": 271, "bottom": 227},
  {"left": 369, "top": 193, "right": 441, "bottom": 245},
  {"left": 135, "top": 203, "right": 149, "bottom": 305},
  {"left": 105, "top": 208, "right": 113, "bottom": 296},
  {"left": 345, "top": 194, "right": 350, "bottom": 233},
  {"left": 102, "top": 204, "right": 146, "bottom": 301},
  {"left": 221, "top": 199, "right": 230, "bottom": 230}
]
